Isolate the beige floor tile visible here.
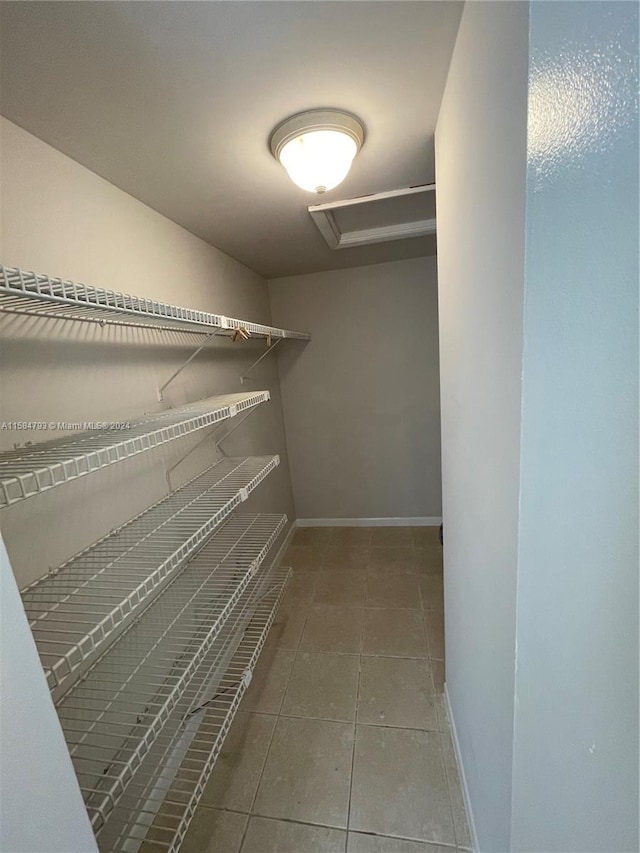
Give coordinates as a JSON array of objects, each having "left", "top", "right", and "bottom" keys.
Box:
[
  {"left": 366, "top": 574, "right": 421, "bottom": 610},
  {"left": 441, "top": 732, "right": 472, "bottom": 849},
  {"left": 300, "top": 605, "right": 364, "bottom": 653},
  {"left": 180, "top": 807, "right": 248, "bottom": 853},
  {"left": 292, "top": 527, "right": 333, "bottom": 547},
  {"left": 283, "top": 544, "right": 324, "bottom": 571},
  {"left": 240, "top": 648, "right": 296, "bottom": 714},
  {"left": 425, "top": 610, "right": 445, "bottom": 660},
  {"left": 200, "top": 712, "right": 276, "bottom": 812},
  {"left": 348, "top": 831, "right": 455, "bottom": 852},
  {"left": 431, "top": 659, "right": 445, "bottom": 692},
  {"left": 322, "top": 545, "right": 370, "bottom": 571},
  {"left": 357, "top": 656, "right": 438, "bottom": 729},
  {"left": 368, "top": 545, "right": 417, "bottom": 573},
  {"left": 242, "top": 816, "right": 346, "bottom": 852},
  {"left": 412, "top": 526, "right": 441, "bottom": 547},
  {"left": 265, "top": 605, "right": 308, "bottom": 650},
  {"left": 371, "top": 527, "right": 414, "bottom": 546},
  {"left": 282, "top": 651, "right": 360, "bottom": 721},
  {"left": 281, "top": 571, "right": 317, "bottom": 605},
  {"left": 419, "top": 574, "right": 444, "bottom": 610},
  {"left": 330, "top": 527, "right": 374, "bottom": 546},
  {"left": 363, "top": 609, "right": 428, "bottom": 658},
  {"left": 253, "top": 717, "right": 354, "bottom": 827},
  {"left": 314, "top": 570, "right": 367, "bottom": 606},
  {"left": 415, "top": 545, "right": 444, "bottom": 575},
  {"left": 350, "top": 725, "right": 455, "bottom": 844}
]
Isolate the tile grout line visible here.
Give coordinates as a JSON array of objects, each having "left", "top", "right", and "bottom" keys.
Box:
[
  {"left": 254, "top": 535, "right": 355, "bottom": 846},
  {"left": 237, "top": 587, "right": 311, "bottom": 852},
  {"left": 345, "top": 648, "right": 362, "bottom": 851},
  {"left": 346, "top": 552, "right": 366, "bottom": 850},
  {"left": 417, "top": 558, "right": 425, "bottom": 611},
  {"left": 440, "top": 728, "right": 463, "bottom": 850},
  {"left": 275, "top": 709, "right": 445, "bottom": 734},
  {"left": 276, "top": 646, "right": 438, "bottom": 658},
  {"left": 351, "top": 828, "right": 460, "bottom": 851},
  {"left": 232, "top": 529, "right": 449, "bottom": 851},
  {"left": 235, "top": 712, "right": 279, "bottom": 850},
  {"left": 221, "top": 808, "right": 461, "bottom": 851},
  {"left": 276, "top": 601, "right": 318, "bottom": 716},
  {"left": 423, "top": 605, "right": 433, "bottom": 660},
  {"left": 230, "top": 808, "right": 349, "bottom": 840}
]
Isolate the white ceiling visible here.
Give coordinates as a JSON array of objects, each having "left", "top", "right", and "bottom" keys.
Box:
[{"left": 0, "top": 2, "right": 463, "bottom": 278}]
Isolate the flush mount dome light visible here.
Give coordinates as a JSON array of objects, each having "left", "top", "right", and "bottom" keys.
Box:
[{"left": 270, "top": 109, "right": 365, "bottom": 194}]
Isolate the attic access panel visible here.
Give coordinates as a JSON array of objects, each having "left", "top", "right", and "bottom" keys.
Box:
[{"left": 308, "top": 184, "right": 436, "bottom": 250}]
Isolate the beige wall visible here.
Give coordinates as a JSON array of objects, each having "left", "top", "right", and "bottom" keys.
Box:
[
  {"left": 268, "top": 257, "right": 441, "bottom": 521},
  {"left": 435, "top": 2, "right": 529, "bottom": 849},
  {"left": 0, "top": 117, "right": 295, "bottom": 588}
]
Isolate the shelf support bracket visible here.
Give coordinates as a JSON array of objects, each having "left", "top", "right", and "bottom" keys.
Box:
[
  {"left": 214, "top": 407, "right": 260, "bottom": 457},
  {"left": 158, "top": 330, "right": 223, "bottom": 401},
  {"left": 240, "top": 338, "right": 283, "bottom": 384},
  {"left": 165, "top": 404, "right": 260, "bottom": 488},
  {"left": 165, "top": 429, "right": 215, "bottom": 489}
]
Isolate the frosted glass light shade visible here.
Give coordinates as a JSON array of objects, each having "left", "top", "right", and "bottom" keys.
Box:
[
  {"left": 279, "top": 130, "right": 358, "bottom": 194},
  {"left": 270, "top": 109, "right": 365, "bottom": 194}
]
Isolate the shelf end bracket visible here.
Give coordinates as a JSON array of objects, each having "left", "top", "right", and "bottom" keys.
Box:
[
  {"left": 239, "top": 338, "right": 283, "bottom": 384},
  {"left": 214, "top": 405, "right": 261, "bottom": 457},
  {"left": 158, "top": 330, "right": 223, "bottom": 401}
]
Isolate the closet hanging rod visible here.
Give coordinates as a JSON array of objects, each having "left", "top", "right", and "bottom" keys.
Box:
[
  {"left": 0, "top": 391, "right": 270, "bottom": 507},
  {"left": 0, "top": 265, "right": 311, "bottom": 340},
  {"left": 22, "top": 455, "right": 280, "bottom": 698}
]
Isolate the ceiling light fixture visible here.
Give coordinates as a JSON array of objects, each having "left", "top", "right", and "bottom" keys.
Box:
[{"left": 270, "top": 109, "right": 365, "bottom": 194}]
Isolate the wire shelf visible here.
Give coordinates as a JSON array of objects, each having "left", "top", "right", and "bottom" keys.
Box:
[
  {"left": 0, "top": 392, "right": 269, "bottom": 507},
  {"left": 21, "top": 456, "right": 280, "bottom": 696},
  {"left": 51, "top": 515, "right": 288, "bottom": 839},
  {"left": 0, "top": 265, "right": 310, "bottom": 340},
  {"left": 97, "top": 567, "right": 290, "bottom": 853}
]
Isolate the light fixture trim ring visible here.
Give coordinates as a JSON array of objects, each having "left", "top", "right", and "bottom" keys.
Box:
[{"left": 269, "top": 109, "right": 365, "bottom": 160}]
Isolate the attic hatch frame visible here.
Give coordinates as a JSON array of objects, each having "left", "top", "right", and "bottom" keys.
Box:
[{"left": 308, "top": 184, "right": 436, "bottom": 249}]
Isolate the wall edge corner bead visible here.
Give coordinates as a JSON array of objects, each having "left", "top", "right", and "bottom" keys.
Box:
[{"left": 1, "top": 262, "right": 295, "bottom": 852}]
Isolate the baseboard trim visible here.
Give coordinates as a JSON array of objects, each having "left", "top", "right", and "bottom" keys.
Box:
[
  {"left": 296, "top": 517, "right": 442, "bottom": 528},
  {"left": 445, "top": 684, "right": 480, "bottom": 853}
]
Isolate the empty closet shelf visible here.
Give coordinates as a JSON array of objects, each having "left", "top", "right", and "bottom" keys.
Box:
[
  {"left": 0, "top": 264, "right": 311, "bottom": 340},
  {"left": 21, "top": 455, "right": 280, "bottom": 695},
  {"left": 0, "top": 391, "right": 270, "bottom": 507},
  {"left": 55, "top": 517, "right": 288, "bottom": 837},
  {"left": 96, "top": 568, "right": 290, "bottom": 852}
]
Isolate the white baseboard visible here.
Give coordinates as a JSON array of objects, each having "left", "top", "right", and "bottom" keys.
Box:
[
  {"left": 445, "top": 684, "right": 479, "bottom": 853},
  {"left": 296, "top": 516, "right": 442, "bottom": 528}
]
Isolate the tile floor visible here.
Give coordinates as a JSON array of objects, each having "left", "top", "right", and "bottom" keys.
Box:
[{"left": 182, "top": 526, "right": 471, "bottom": 853}]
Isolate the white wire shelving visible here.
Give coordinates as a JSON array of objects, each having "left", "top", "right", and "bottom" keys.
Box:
[
  {"left": 100, "top": 569, "right": 289, "bottom": 853},
  {"left": 0, "top": 265, "right": 310, "bottom": 340},
  {"left": 2, "top": 264, "right": 297, "bottom": 852},
  {"left": 0, "top": 392, "right": 269, "bottom": 507},
  {"left": 51, "top": 515, "right": 288, "bottom": 842},
  {"left": 21, "top": 456, "right": 280, "bottom": 697}
]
